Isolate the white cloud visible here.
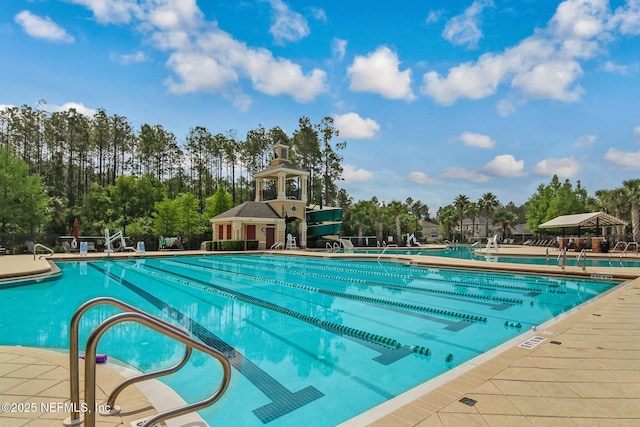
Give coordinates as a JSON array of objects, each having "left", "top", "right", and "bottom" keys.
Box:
[
  {"left": 602, "top": 60, "right": 629, "bottom": 74},
  {"left": 67, "top": 0, "right": 141, "bottom": 24},
  {"left": 421, "top": 0, "right": 621, "bottom": 107},
  {"left": 426, "top": 10, "right": 443, "bottom": 24},
  {"left": 267, "top": 0, "right": 310, "bottom": 44},
  {"left": 510, "top": 59, "right": 584, "bottom": 102},
  {"left": 422, "top": 53, "right": 505, "bottom": 105},
  {"left": 442, "top": 0, "right": 493, "bottom": 49},
  {"left": 634, "top": 126, "right": 640, "bottom": 138},
  {"left": 347, "top": 46, "right": 416, "bottom": 101},
  {"left": 611, "top": 0, "right": 640, "bottom": 36},
  {"left": 111, "top": 51, "right": 148, "bottom": 64},
  {"left": 164, "top": 51, "right": 239, "bottom": 94},
  {"left": 459, "top": 131, "right": 495, "bottom": 149},
  {"left": 406, "top": 171, "right": 434, "bottom": 184},
  {"left": 604, "top": 148, "right": 640, "bottom": 169},
  {"left": 48, "top": 102, "right": 97, "bottom": 117},
  {"left": 333, "top": 113, "right": 380, "bottom": 139},
  {"left": 14, "top": 10, "right": 74, "bottom": 43},
  {"left": 482, "top": 154, "right": 527, "bottom": 177},
  {"left": 342, "top": 164, "right": 374, "bottom": 182},
  {"left": 573, "top": 134, "right": 597, "bottom": 147},
  {"left": 332, "top": 38, "right": 347, "bottom": 61},
  {"left": 497, "top": 99, "right": 516, "bottom": 117},
  {"left": 440, "top": 167, "right": 490, "bottom": 183},
  {"left": 533, "top": 157, "right": 581, "bottom": 177},
  {"left": 310, "top": 7, "right": 327, "bottom": 22},
  {"left": 70, "top": 0, "right": 327, "bottom": 105}
]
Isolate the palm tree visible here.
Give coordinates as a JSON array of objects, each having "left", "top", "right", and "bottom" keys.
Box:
[
  {"left": 478, "top": 192, "right": 500, "bottom": 238},
  {"left": 622, "top": 179, "right": 640, "bottom": 242},
  {"left": 437, "top": 205, "right": 457, "bottom": 241},
  {"left": 493, "top": 210, "right": 518, "bottom": 238},
  {"left": 387, "top": 200, "right": 406, "bottom": 244},
  {"left": 465, "top": 201, "right": 479, "bottom": 241},
  {"left": 453, "top": 194, "right": 469, "bottom": 242},
  {"left": 592, "top": 188, "right": 627, "bottom": 240}
]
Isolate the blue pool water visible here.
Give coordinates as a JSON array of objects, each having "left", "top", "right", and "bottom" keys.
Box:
[
  {"left": 0, "top": 254, "right": 619, "bottom": 426},
  {"left": 356, "top": 245, "right": 640, "bottom": 268}
]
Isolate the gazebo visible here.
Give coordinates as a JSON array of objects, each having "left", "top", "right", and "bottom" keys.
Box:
[{"left": 538, "top": 212, "right": 627, "bottom": 252}]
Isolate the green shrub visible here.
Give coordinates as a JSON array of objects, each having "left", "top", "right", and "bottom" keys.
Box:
[{"left": 215, "top": 240, "right": 259, "bottom": 251}]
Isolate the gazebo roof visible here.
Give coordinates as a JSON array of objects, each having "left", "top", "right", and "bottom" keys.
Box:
[{"left": 538, "top": 212, "right": 627, "bottom": 229}]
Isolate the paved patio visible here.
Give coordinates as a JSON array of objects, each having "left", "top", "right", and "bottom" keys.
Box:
[{"left": 1, "top": 246, "right": 640, "bottom": 426}]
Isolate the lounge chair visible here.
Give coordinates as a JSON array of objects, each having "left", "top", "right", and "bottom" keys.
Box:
[
  {"left": 159, "top": 236, "right": 184, "bottom": 251},
  {"left": 62, "top": 241, "right": 78, "bottom": 253}
]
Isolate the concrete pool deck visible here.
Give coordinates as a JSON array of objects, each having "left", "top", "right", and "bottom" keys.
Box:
[{"left": 1, "top": 246, "right": 640, "bottom": 426}]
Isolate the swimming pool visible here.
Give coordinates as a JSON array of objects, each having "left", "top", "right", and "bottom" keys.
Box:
[
  {"left": 0, "top": 254, "right": 619, "bottom": 426},
  {"left": 356, "top": 245, "right": 640, "bottom": 268}
]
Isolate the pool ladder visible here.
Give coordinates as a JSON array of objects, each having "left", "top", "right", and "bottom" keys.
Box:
[{"left": 64, "top": 297, "right": 231, "bottom": 427}]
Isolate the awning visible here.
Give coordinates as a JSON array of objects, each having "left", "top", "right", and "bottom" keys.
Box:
[{"left": 538, "top": 212, "right": 627, "bottom": 229}]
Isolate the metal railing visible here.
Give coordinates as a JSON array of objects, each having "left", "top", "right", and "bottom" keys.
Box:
[
  {"left": 608, "top": 241, "right": 637, "bottom": 266},
  {"left": 33, "top": 243, "right": 54, "bottom": 260},
  {"left": 557, "top": 247, "right": 567, "bottom": 270},
  {"left": 576, "top": 248, "right": 587, "bottom": 271},
  {"left": 622, "top": 241, "right": 638, "bottom": 256},
  {"left": 64, "top": 297, "right": 231, "bottom": 427},
  {"left": 376, "top": 244, "right": 398, "bottom": 262}
]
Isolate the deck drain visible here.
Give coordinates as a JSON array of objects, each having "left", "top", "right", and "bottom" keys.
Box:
[
  {"left": 459, "top": 397, "right": 477, "bottom": 406},
  {"left": 550, "top": 340, "right": 562, "bottom": 345}
]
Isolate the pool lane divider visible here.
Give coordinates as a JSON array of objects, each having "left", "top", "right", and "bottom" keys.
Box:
[
  {"left": 194, "top": 257, "right": 523, "bottom": 306},
  {"left": 89, "top": 263, "right": 324, "bottom": 424},
  {"left": 133, "top": 261, "right": 412, "bottom": 350},
  {"left": 169, "top": 259, "right": 488, "bottom": 324},
  {"left": 230, "top": 255, "right": 566, "bottom": 294},
  {"left": 125, "top": 260, "right": 439, "bottom": 363}
]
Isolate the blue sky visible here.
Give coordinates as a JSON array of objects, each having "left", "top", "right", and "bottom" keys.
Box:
[{"left": 2, "top": 0, "right": 640, "bottom": 211}]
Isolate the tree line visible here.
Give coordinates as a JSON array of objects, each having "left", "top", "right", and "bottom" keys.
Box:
[
  {"left": 1, "top": 102, "right": 638, "bottom": 251},
  {"left": 0, "top": 104, "right": 348, "bottom": 249}
]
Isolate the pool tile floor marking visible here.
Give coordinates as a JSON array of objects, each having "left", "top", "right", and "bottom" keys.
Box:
[{"left": 91, "top": 263, "right": 325, "bottom": 424}]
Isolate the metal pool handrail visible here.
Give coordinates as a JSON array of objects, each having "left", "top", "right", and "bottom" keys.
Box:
[
  {"left": 609, "top": 241, "right": 631, "bottom": 266},
  {"left": 557, "top": 247, "right": 567, "bottom": 270},
  {"left": 377, "top": 244, "right": 398, "bottom": 262},
  {"left": 33, "top": 243, "right": 54, "bottom": 260},
  {"left": 577, "top": 249, "right": 587, "bottom": 271},
  {"left": 64, "top": 297, "right": 231, "bottom": 427}
]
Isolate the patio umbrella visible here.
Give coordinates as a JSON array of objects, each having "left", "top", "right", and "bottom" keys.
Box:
[{"left": 72, "top": 218, "right": 80, "bottom": 249}]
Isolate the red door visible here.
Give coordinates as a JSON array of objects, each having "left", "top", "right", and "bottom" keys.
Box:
[
  {"left": 266, "top": 227, "right": 275, "bottom": 249},
  {"left": 246, "top": 225, "right": 256, "bottom": 240}
]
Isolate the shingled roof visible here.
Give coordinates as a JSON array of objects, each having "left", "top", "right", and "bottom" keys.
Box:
[{"left": 212, "top": 201, "right": 281, "bottom": 220}]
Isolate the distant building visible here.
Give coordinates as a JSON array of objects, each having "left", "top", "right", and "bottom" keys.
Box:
[{"left": 419, "top": 220, "right": 441, "bottom": 241}]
